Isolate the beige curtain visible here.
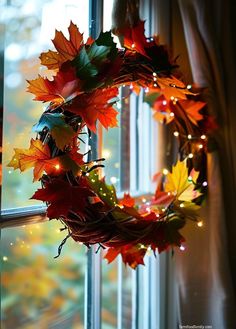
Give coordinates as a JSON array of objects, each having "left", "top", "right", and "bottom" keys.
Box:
[{"left": 175, "top": 1, "right": 236, "bottom": 328}]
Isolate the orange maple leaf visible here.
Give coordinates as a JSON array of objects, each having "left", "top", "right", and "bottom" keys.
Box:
[
  {"left": 119, "top": 192, "right": 135, "bottom": 208},
  {"left": 156, "top": 76, "right": 193, "bottom": 100},
  {"left": 39, "top": 50, "right": 64, "bottom": 70},
  {"left": 52, "top": 21, "right": 84, "bottom": 62},
  {"left": 27, "top": 64, "right": 80, "bottom": 105},
  {"left": 7, "top": 139, "right": 59, "bottom": 182},
  {"left": 66, "top": 87, "right": 119, "bottom": 132},
  {"left": 178, "top": 99, "right": 205, "bottom": 125}
]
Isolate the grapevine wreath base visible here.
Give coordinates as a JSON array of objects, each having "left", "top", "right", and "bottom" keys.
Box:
[{"left": 8, "top": 20, "right": 214, "bottom": 268}]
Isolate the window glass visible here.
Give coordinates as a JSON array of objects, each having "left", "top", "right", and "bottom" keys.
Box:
[
  {"left": 101, "top": 259, "right": 118, "bottom": 329},
  {"left": 1, "top": 220, "right": 86, "bottom": 329},
  {"left": 1, "top": 0, "right": 89, "bottom": 210}
]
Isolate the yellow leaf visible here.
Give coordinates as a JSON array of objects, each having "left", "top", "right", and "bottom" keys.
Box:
[
  {"left": 39, "top": 50, "right": 63, "bottom": 70},
  {"left": 7, "top": 139, "right": 58, "bottom": 182},
  {"left": 165, "top": 160, "right": 200, "bottom": 202}
]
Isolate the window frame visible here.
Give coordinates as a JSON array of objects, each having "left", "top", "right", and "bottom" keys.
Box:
[{"left": 0, "top": 1, "right": 168, "bottom": 329}]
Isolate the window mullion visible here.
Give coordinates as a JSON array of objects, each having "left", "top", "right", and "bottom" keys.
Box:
[
  {"left": 117, "top": 256, "right": 123, "bottom": 329},
  {"left": 85, "top": 1, "right": 103, "bottom": 328},
  {"left": 120, "top": 87, "right": 131, "bottom": 192}
]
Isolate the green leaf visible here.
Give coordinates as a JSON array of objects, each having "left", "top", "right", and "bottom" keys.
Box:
[
  {"left": 144, "top": 92, "right": 160, "bottom": 107},
  {"left": 87, "top": 42, "right": 111, "bottom": 67},
  {"left": 72, "top": 47, "right": 98, "bottom": 79},
  {"left": 33, "top": 113, "right": 75, "bottom": 150},
  {"left": 96, "top": 31, "right": 118, "bottom": 59},
  {"left": 87, "top": 170, "right": 118, "bottom": 207}
]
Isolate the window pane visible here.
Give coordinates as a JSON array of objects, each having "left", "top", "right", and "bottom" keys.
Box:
[
  {"left": 1, "top": 221, "right": 86, "bottom": 329},
  {"left": 120, "top": 263, "right": 132, "bottom": 329},
  {"left": 101, "top": 259, "right": 118, "bottom": 329},
  {"left": 1, "top": 0, "right": 89, "bottom": 210}
]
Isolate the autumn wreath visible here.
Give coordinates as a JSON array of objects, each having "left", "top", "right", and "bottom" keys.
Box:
[{"left": 8, "top": 20, "right": 214, "bottom": 268}]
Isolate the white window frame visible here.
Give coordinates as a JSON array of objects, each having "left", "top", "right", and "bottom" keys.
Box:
[{"left": 0, "top": 1, "right": 171, "bottom": 328}]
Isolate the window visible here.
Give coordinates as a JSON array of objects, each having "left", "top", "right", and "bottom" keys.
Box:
[{"left": 1, "top": 1, "right": 164, "bottom": 329}]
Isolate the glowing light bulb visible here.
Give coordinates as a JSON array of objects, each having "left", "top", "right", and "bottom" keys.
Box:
[
  {"left": 55, "top": 164, "right": 60, "bottom": 170},
  {"left": 197, "top": 221, "right": 203, "bottom": 227},
  {"left": 154, "top": 83, "right": 157, "bottom": 87},
  {"left": 187, "top": 84, "right": 192, "bottom": 89},
  {"left": 170, "top": 112, "right": 175, "bottom": 117},
  {"left": 198, "top": 144, "right": 203, "bottom": 149},
  {"left": 110, "top": 176, "right": 117, "bottom": 184},
  {"left": 187, "top": 134, "right": 192, "bottom": 139},
  {"left": 180, "top": 203, "right": 184, "bottom": 208},
  {"left": 142, "top": 198, "right": 147, "bottom": 203},
  {"left": 162, "top": 100, "right": 167, "bottom": 105},
  {"left": 188, "top": 176, "right": 193, "bottom": 181},
  {"left": 170, "top": 96, "right": 175, "bottom": 101},
  {"left": 102, "top": 149, "right": 111, "bottom": 159},
  {"left": 145, "top": 87, "right": 149, "bottom": 93},
  {"left": 188, "top": 153, "right": 194, "bottom": 158},
  {"left": 180, "top": 245, "right": 185, "bottom": 251},
  {"left": 153, "top": 77, "right": 157, "bottom": 81},
  {"left": 202, "top": 181, "right": 208, "bottom": 187},
  {"left": 153, "top": 72, "right": 157, "bottom": 77},
  {"left": 130, "top": 84, "right": 133, "bottom": 89},
  {"left": 201, "top": 135, "right": 206, "bottom": 140},
  {"left": 173, "top": 131, "right": 179, "bottom": 137},
  {"left": 162, "top": 168, "right": 169, "bottom": 175},
  {"left": 3, "top": 256, "right": 8, "bottom": 261},
  {"left": 131, "top": 43, "right": 135, "bottom": 48}
]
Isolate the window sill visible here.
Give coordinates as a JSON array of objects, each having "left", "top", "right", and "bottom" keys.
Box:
[{"left": 0, "top": 192, "right": 153, "bottom": 229}]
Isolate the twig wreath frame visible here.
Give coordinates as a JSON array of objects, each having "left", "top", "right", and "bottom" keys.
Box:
[{"left": 8, "top": 20, "right": 214, "bottom": 268}]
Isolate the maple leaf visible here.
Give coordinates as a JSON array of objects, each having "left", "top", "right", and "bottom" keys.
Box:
[
  {"left": 31, "top": 178, "right": 95, "bottom": 219},
  {"left": 7, "top": 139, "right": 58, "bottom": 182},
  {"left": 121, "top": 20, "right": 149, "bottom": 58},
  {"left": 119, "top": 193, "right": 135, "bottom": 208},
  {"left": 104, "top": 244, "right": 147, "bottom": 268},
  {"left": 52, "top": 21, "right": 84, "bottom": 62},
  {"left": 153, "top": 191, "right": 175, "bottom": 207},
  {"left": 39, "top": 50, "right": 64, "bottom": 70},
  {"left": 27, "top": 64, "right": 80, "bottom": 105},
  {"left": 156, "top": 76, "right": 193, "bottom": 100},
  {"left": 151, "top": 94, "right": 173, "bottom": 124},
  {"left": 178, "top": 99, "right": 205, "bottom": 125},
  {"left": 66, "top": 87, "right": 119, "bottom": 132},
  {"left": 33, "top": 113, "right": 76, "bottom": 150},
  {"left": 72, "top": 32, "right": 118, "bottom": 86},
  {"left": 165, "top": 160, "right": 201, "bottom": 202}
]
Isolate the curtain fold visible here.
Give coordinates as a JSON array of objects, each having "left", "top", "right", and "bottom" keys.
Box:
[{"left": 175, "top": 1, "right": 236, "bottom": 328}]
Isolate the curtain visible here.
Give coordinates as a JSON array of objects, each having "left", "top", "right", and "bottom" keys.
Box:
[{"left": 175, "top": 1, "right": 236, "bottom": 328}]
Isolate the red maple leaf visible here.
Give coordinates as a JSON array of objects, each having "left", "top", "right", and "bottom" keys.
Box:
[
  {"left": 120, "top": 20, "right": 149, "bottom": 58},
  {"left": 119, "top": 192, "right": 135, "bottom": 208},
  {"left": 66, "top": 87, "right": 119, "bottom": 132},
  {"left": 31, "top": 178, "right": 95, "bottom": 219},
  {"left": 104, "top": 244, "right": 147, "bottom": 268}
]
